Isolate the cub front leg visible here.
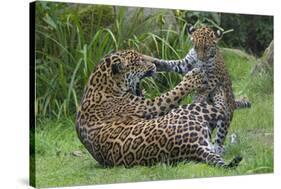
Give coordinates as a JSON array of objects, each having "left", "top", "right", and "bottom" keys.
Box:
[{"left": 143, "top": 48, "right": 197, "bottom": 74}]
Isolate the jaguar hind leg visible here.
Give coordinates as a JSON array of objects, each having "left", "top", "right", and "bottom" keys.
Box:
[{"left": 197, "top": 147, "right": 242, "bottom": 168}]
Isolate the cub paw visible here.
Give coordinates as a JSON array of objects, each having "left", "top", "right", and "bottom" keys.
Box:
[{"left": 235, "top": 97, "right": 251, "bottom": 109}]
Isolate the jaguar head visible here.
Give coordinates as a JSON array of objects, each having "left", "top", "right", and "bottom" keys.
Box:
[
  {"left": 110, "top": 50, "right": 156, "bottom": 96},
  {"left": 187, "top": 26, "right": 223, "bottom": 62}
]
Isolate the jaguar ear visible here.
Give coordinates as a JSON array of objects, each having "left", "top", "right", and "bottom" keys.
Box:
[
  {"left": 111, "top": 63, "right": 123, "bottom": 75},
  {"left": 215, "top": 29, "right": 223, "bottom": 39},
  {"left": 187, "top": 25, "right": 196, "bottom": 35}
]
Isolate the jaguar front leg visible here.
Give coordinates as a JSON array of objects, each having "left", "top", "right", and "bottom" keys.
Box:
[{"left": 123, "top": 68, "right": 207, "bottom": 119}]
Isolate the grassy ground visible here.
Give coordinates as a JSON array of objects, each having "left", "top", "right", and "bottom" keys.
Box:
[{"left": 33, "top": 50, "right": 273, "bottom": 188}]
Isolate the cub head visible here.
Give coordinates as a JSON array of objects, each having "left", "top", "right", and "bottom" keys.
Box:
[
  {"left": 106, "top": 50, "right": 156, "bottom": 96},
  {"left": 187, "top": 26, "right": 223, "bottom": 62}
]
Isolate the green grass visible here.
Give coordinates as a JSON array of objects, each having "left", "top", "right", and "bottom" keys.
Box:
[{"left": 33, "top": 51, "right": 273, "bottom": 187}]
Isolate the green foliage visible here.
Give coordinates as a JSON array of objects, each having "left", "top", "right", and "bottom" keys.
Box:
[
  {"left": 220, "top": 14, "right": 273, "bottom": 56},
  {"left": 35, "top": 2, "right": 192, "bottom": 119},
  {"left": 182, "top": 11, "right": 273, "bottom": 56},
  {"left": 184, "top": 11, "right": 222, "bottom": 29}
]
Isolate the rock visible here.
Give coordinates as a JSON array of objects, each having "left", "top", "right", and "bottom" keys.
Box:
[
  {"left": 251, "top": 40, "right": 273, "bottom": 74},
  {"left": 115, "top": 7, "right": 179, "bottom": 32}
]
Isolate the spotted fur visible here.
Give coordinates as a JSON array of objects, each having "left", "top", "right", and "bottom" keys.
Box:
[
  {"left": 76, "top": 50, "right": 242, "bottom": 168},
  {"left": 150, "top": 26, "right": 251, "bottom": 154}
]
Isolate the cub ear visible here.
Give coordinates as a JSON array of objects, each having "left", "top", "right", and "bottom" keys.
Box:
[
  {"left": 187, "top": 25, "right": 196, "bottom": 35},
  {"left": 111, "top": 63, "right": 123, "bottom": 75},
  {"left": 215, "top": 29, "right": 223, "bottom": 39}
]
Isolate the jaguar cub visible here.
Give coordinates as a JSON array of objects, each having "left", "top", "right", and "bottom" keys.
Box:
[{"left": 149, "top": 26, "right": 251, "bottom": 154}]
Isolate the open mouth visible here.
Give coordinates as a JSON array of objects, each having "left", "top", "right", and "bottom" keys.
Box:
[
  {"left": 142, "top": 69, "right": 155, "bottom": 78},
  {"left": 135, "top": 68, "right": 156, "bottom": 96},
  {"left": 135, "top": 82, "right": 142, "bottom": 96}
]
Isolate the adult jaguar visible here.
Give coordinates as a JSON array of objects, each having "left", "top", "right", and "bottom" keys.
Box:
[
  {"left": 76, "top": 50, "right": 242, "bottom": 168},
  {"left": 151, "top": 26, "right": 251, "bottom": 154}
]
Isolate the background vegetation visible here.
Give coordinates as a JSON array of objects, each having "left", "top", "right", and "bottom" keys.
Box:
[{"left": 32, "top": 1, "right": 274, "bottom": 187}]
